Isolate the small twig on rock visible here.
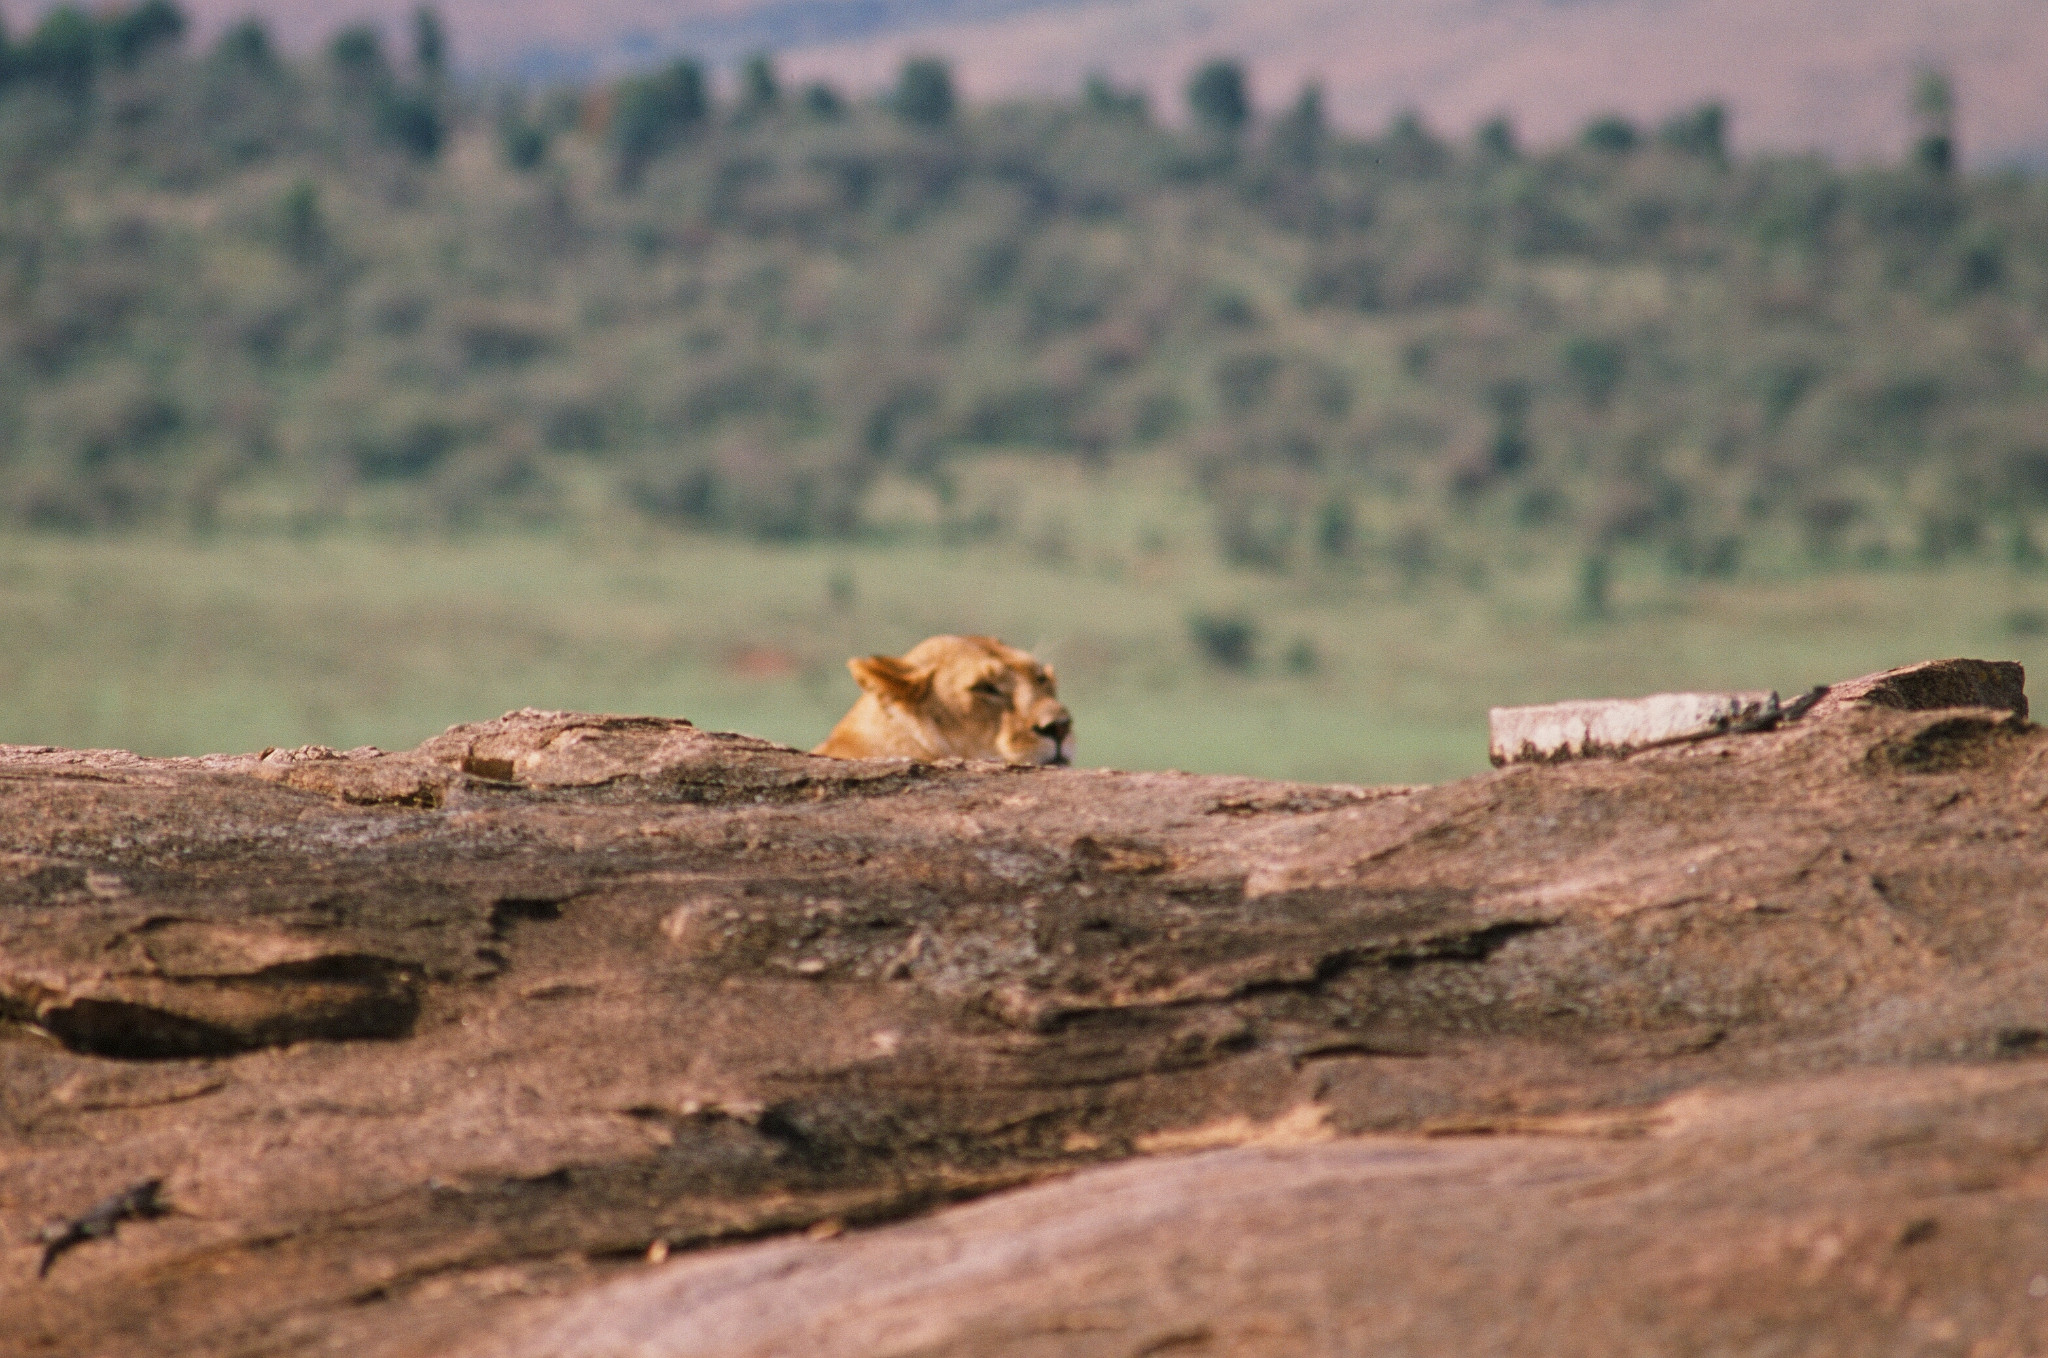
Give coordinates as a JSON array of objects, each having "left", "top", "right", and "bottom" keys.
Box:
[
  {"left": 37, "top": 1178, "right": 166, "bottom": 1278},
  {"left": 1729, "top": 685, "right": 1830, "bottom": 735}
]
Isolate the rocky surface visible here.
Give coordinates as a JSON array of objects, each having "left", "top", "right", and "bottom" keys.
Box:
[{"left": 4, "top": 659, "right": 2047, "bottom": 1355}]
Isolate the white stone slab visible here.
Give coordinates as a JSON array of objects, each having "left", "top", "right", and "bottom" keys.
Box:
[{"left": 1489, "top": 691, "right": 1779, "bottom": 766}]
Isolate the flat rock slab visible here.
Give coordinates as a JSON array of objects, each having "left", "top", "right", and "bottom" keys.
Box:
[
  {"left": 1490, "top": 656, "right": 2028, "bottom": 765},
  {"left": 1489, "top": 689, "right": 1778, "bottom": 765},
  {"left": 1, "top": 658, "right": 2045, "bottom": 1357}
]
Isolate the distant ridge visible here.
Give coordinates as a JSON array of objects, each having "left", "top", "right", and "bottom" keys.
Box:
[{"left": 6, "top": 0, "right": 2045, "bottom": 163}]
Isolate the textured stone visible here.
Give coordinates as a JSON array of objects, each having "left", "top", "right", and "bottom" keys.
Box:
[
  {"left": 1807, "top": 655, "right": 2029, "bottom": 720},
  {"left": 1490, "top": 657, "right": 2027, "bottom": 765},
  {"left": 474, "top": 1065, "right": 2048, "bottom": 1358},
  {"left": 1488, "top": 689, "right": 1778, "bottom": 764},
  {"left": 1, "top": 659, "right": 2046, "bottom": 1357}
]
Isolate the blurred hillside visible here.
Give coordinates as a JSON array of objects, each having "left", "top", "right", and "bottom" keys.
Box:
[
  {"left": 2, "top": 6, "right": 2045, "bottom": 591},
  {"left": 4, "top": 0, "right": 2046, "bottom": 164}
]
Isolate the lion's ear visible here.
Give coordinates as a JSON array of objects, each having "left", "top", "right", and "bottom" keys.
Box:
[{"left": 849, "top": 654, "right": 932, "bottom": 705}]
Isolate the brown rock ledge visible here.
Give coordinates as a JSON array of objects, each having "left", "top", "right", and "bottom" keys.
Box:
[{"left": 2, "top": 661, "right": 2046, "bottom": 1356}]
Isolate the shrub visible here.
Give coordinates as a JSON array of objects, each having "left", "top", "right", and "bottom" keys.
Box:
[
  {"left": 278, "top": 179, "right": 328, "bottom": 264},
  {"left": 1081, "top": 72, "right": 1147, "bottom": 123},
  {"left": 1954, "top": 224, "right": 2005, "bottom": 292},
  {"left": 1186, "top": 59, "right": 1248, "bottom": 137},
  {"left": 739, "top": 52, "right": 779, "bottom": 117},
  {"left": 1581, "top": 114, "right": 1639, "bottom": 154},
  {"left": 1212, "top": 469, "right": 1302, "bottom": 569},
  {"left": 1798, "top": 494, "right": 1861, "bottom": 558},
  {"left": 1658, "top": 102, "right": 1726, "bottom": 162},
  {"left": 1486, "top": 379, "right": 1533, "bottom": 473},
  {"left": 1188, "top": 611, "right": 1257, "bottom": 670},
  {"left": 1562, "top": 336, "right": 1627, "bottom": 409},
  {"left": 961, "top": 382, "right": 1083, "bottom": 446},
  {"left": 1268, "top": 83, "right": 1324, "bottom": 167},
  {"left": 1315, "top": 496, "right": 1355, "bottom": 558},
  {"left": 16, "top": 6, "right": 98, "bottom": 97},
  {"left": 1380, "top": 110, "right": 1450, "bottom": 176},
  {"left": 1299, "top": 247, "right": 1385, "bottom": 311},
  {"left": 500, "top": 110, "right": 549, "bottom": 170},
  {"left": 801, "top": 81, "right": 844, "bottom": 119},
  {"left": 353, "top": 417, "right": 463, "bottom": 480},
  {"left": 454, "top": 307, "right": 558, "bottom": 367},
  {"left": 613, "top": 57, "right": 709, "bottom": 183},
  {"left": 1578, "top": 553, "right": 1613, "bottom": 617},
  {"left": 211, "top": 18, "right": 275, "bottom": 73},
  {"left": 1475, "top": 115, "right": 1517, "bottom": 162},
  {"left": 1212, "top": 350, "right": 1282, "bottom": 413},
  {"left": 376, "top": 90, "right": 442, "bottom": 160},
  {"left": 412, "top": 5, "right": 446, "bottom": 82},
  {"left": 104, "top": 0, "right": 187, "bottom": 70},
  {"left": 1912, "top": 69, "right": 1955, "bottom": 178},
  {"left": 1283, "top": 637, "right": 1321, "bottom": 675},
  {"left": 894, "top": 57, "right": 954, "bottom": 128},
  {"left": 327, "top": 24, "right": 386, "bottom": 83},
  {"left": 630, "top": 438, "right": 865, "bottom": 540}
]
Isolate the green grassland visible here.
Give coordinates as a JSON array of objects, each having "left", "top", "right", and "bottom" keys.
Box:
[
  {"left": 2, "top": 12, "right": 2046, "bottom": 783},
  {"left": 4, "top": 521, "right": 2042, "bottom": 784}
]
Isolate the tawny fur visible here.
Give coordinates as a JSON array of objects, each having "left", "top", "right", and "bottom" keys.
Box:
[{"left": 814, "top": 635, "right": 1073, "bottom": 766}]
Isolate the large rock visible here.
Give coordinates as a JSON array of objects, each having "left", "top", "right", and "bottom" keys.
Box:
[
  {"left": 1489, "top": 656, "right": 2028, "bottom": 766},
  {"left": 474, "top": 1064, "right": 2048, "bottom": 1358},
  {"left": 1, "top": 661, "right": 2043, "bottom": 1356},
  {"left": 1488, "top": 689, "right": 1779, "bottom": 764},
  {"left": 1807, "top": 655, "right": 2029, "bottom": 720}
]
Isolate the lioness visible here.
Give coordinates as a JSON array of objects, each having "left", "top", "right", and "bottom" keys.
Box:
[{"left": 814, "top": 635, "right": 1074, "bottom": 766}]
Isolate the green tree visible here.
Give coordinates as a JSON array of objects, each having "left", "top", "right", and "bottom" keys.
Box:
[
  {"left": 326, "top": 20, "right": 442, "bottom": 160},
  {"left": 1382, "top": 109, "right": 1449, "bottom": 175},
  {"left": 1913, "top": 68, "right": 1954, "bottom": 177},
  {"left": 894, "top": 56, "right": 954, "bottom": 127},
  {"left": 328, "top": 24, "right": 388, "bottom": 85},
  {"left": 1581, "top": 113, "right": 1639, "bottom": 154},
  {"left": 739, "top": 52, "right": 779, "bottom": 116},
  {"left": 278, "top": 178, "right": 328, "bottom": 264},
  {"left": 1475, "top": 114, "right": 1517, "bottom": 162},
  {"left": 1186, "top": 58, "right": 1248, "bottom": 137},
  {"left": 1487, "top": 379, "right": 1533, "bottom": 473},
  {"left": 499, "top": 101, "right": 549, "bottom": 170},
  {"left": 801, "top": 80, "right": 844, "bottom": 119},
  {"left": 412, "top": 6, "right": 447, "bottom": 82},
  {"left": 104, "top": 0, "right": 186, "bottom": 70},
  {"left": 1658, "top": 101, "right": 1726, "bottom": 162},
  {"left": 1563, "top": 336, "right": 1627, "bottom": 409},
  {"left": 1268, "top": 81, "right": 1324, "bottom": 167},
  {"left": 212, "top": 17, "right": 276, "bottom": 72},
  {"left": 1082, "top": 71, "right": 1146, "bottom": 122},
  {"left": 613, "top": 57, "right": 709, "bottom": 184},
  {"left": 378, "top": 90, "right": 443, "bottom": 160},
  {"left": 1189, "top": 611, "right": 1257, "bottom": 670},
  {"left": 1315, "top": 496, "right": 1355, "bottom": 559},
  {"left": 17, "top": 6, "right": 99, "bottom": 98}
]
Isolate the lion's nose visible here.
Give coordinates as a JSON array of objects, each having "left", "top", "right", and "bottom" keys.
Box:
[{"left": 1034, "top": 712, "right": 1071, "bottom": 743}]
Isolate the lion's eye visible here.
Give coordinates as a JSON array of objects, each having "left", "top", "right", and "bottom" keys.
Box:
[{"left": 970, "top": 678, "right": 1005, "bottom": 700}]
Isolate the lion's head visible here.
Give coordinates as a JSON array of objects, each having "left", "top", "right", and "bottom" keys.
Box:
[{"left": 813, "top": 635, "right": 1073, "bottom": 766}]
